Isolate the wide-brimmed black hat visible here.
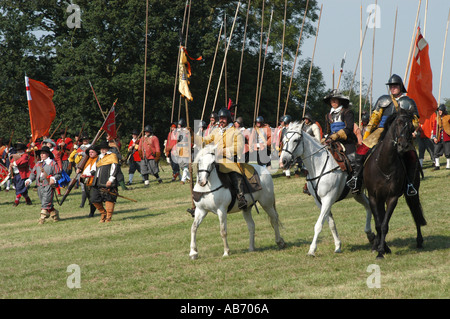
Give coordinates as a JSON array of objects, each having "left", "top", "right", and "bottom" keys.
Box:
[
  {"left": 98, "top": 141, "right": 110, "bottom": 150},
  {"left": 86, "top": 144, "right": 100, "bottom": 154},
  {"left": 13, "top": 142, "right": 27, "bottom": 151},
  {"left": 36, "top": 146, "right": 54, "bottom": 159},
  {"left": 323, "top": 90, "right": 350, "bottom": 107}
]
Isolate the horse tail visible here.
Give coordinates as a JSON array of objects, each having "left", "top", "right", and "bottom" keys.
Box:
[
  {"left": 404, "top": 193, "right": 427, "bottom": 227},
  {"left": 270, "top": 194, "right": 284, "bottom": 229}
]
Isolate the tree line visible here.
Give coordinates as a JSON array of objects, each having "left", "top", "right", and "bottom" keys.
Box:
[{"left": 1, "top": 0, "right": 339, "bottom": 148}]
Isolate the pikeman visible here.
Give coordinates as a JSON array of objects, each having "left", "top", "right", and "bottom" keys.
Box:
[
  {"left": 126, "top": 129, "right": 143, "bottom": 185},
  {"left": 165, "top": 124, "right": 180, "bottom": 182},
  {"left": 76, "top": 144, "right": 100, "bottom": 218},
  {"left": 90, "top": 141, "right": 119, "bottom": 223},
  {"left": 176, "top": 119, "right": 191, "bottom": 185},
  {"left": 347, "top": 74, "right": 420, "bottom": 195},
  {"left": 25, "top": 146, "right": 61, "bottom": 224},
  {"left": 249, "top": 116, "right": 272, "bottom": 167},
  {"left": 138, "top": 125, "right": 162, "bottom": 187}
]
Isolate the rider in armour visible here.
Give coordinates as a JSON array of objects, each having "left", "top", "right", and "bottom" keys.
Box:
[{"left": 347, "top": 74, "right": 420, "bottom": 195}]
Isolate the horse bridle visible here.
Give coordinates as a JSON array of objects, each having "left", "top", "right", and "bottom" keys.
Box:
[
  {"left": 282, "top": 130, "right": 328, "bottom": 162},
  {"left": 392, "top": 116, "right": 412, "bottom": 148},
  {"left": 197, "top": 152, "right": 216, "bottom": 178}
]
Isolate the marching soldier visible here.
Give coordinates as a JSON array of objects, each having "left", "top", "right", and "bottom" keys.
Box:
[
  {"left": 302, "top": 113, "right": 322, "bottom": 143},
  {"left": 234, "top": 117, "right": 250, "bottom": 163},
  {"left": 25, "top": 146, "right": 61, "bottom": 224},
  {"left": 138, "top": 125, "right": 162, "bottom": 186},
  {"left": 249, "top": 116, "right": 272, "bottom": 167},
  {"left": 56, "top": 129, "right": 73, "bottom": 176},
  {"left": 9, "top": 142, "right": 33, "bottom": 206},
  {"left": 126, "top": 129, "right": 143, "bottom": 185},
  {"left": 431, "top": 104, "right": 450, "bottom": 170},
  {"left": 347, "top": 74, "right": 420, "bottom": 194},
  {"left": 204, "top": 112, "right": 219, "bottom": 136},
  {"left": 175, "top": 118, "right": 191, "bottom": 185},
  {"left": 90, "top": 141, "right": 119, "bottom": 223},
  {"left": 165, "top": 124, "right": 180, "bottom": 182},
  {"left": 76, "top": 145, "right": 100, "bottom": 218}
]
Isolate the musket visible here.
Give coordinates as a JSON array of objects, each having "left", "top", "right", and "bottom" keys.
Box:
[
  {"left": 100, "top": 188, "right": 137, "bottom": 202},
  {"left": 49, "top": 121, "right": 62, "bottom": 140}
]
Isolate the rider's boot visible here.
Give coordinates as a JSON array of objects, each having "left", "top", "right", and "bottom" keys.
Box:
[
  {"left": 230, "top": 172, "right": 248, "bottom": 210},
  {"left": 347, "top": 153, "right": 365, "bottom": 194}
]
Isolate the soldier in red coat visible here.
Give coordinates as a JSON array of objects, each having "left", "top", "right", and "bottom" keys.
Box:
[
  {"left": 56, "top": 129, "right": 73, "bottom": 176},
  {"left": 9, "top": 142, "right": 32, "bottom": 206},
  {"left": 138, "top": 125, "right": 162, "bottom": 187},
  {"left": 126, "top": 129, "right": 143, "bottom": 185}
]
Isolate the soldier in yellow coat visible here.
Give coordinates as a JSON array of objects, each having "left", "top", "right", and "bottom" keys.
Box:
[{"left": 195, "top": 108, "right": 247, "bottom": 209}]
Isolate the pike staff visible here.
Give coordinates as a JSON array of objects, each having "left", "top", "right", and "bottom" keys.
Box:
[
  {"left": 303, "top": 4, "right": 323, "bottom": 118},
  {"left": 438, "top": 8, "right": 450, "bottom": 105},
  {"left": 142, "top": 0, "right": 149, "bottom": 135},
  {"left": 404, "top": 0, "right": 422, "bottom": 85},
  {"left": 212, "top": 1, "right": 241, "bottom": 112},
  {"left": 284, "top": 0, "right": 309, "bottom": 117},
  {"left": 235, "top": 0, "right": 251, "bottom": 120},
  {"left": 201, "top": 21, "right": 224, "bottom": 121},
  {"left": 276, "top": 0, "right": 287, "bottom": 126},
  {"left": 253, "top": 0, "right": 265, "bottom": 124}
]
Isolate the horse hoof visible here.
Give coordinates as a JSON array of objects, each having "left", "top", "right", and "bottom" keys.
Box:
[
  {"left": 189, "top": 253, "right": 198, "bottom": 260},
  {"left": 307, "top": 252, "right": 315, "bottom": 257},
  {"left": 376, "top": 254, "right": 384, "bottom": 260},
  {"left": 277, "top": 239, "right": 286, "bottom": 249},
  {"left": 334, "top": 248, "right": 342, "bottom": 254}
]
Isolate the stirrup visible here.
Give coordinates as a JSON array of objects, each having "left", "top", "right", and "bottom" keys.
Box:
[
  {"left": 346, "top": 176, "right": 358, "bottom": 189},
  {"left": 406, "top": 184, "right": 417, "bottom": 196}
]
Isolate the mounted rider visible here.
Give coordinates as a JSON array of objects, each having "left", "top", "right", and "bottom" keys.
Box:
[
  {"left": 195, "top": 107, "right": 247, "bottom": 209},
  {"left": 347, "top": 74, "right": 420, "bottom": 195},
  {"left": 323, "top": 90, "right": 358, "bottom": 169}
]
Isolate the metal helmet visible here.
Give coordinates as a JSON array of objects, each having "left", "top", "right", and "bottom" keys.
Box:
[
  {"left": 283, "top": 114, "right": 292, "bottom": 125},
  {"left": 361, "top": 113, "right": 370, "bottom": 124},
  {"left": 210, "top": 112, "right": 219, "bottom": 121},
  {"left": 218, "top": 108, "right": 231, "bottom": 121},
  {"left": 438, "top": 104, "right": 447, "bottom": 114},
  {"left": 200, "top": 120, "right": 207, "bottom": 129},
  {"left": 178, "top": 118, "right": 186, "bottom": 127},
  {"left": 131, "top": 129, "right": 139, "bottom": 135},
  {"left": 256, "top": 116, "right": 264, "bottom": 124},
  {"left": 303, "top": 113, "right": 313, "bottom": 122},
  {"left": 144, "top": 125, "right": 153, "bottom": 133},
  {"left": 386, "top": 74, "right": 407, "bottom": 93},
  {"left": 234, "top": 116, "right": 244, "bottom": 126}
]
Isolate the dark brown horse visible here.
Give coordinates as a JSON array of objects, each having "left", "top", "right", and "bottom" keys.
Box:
[{"left": 364, "top": 109, "right": 426, "bottom": 259}]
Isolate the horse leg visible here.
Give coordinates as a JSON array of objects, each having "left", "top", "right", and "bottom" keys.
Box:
[
  {"left": 404, "top": 192, "right": 426, "bottom": 249},
  {"left": 368, "top": 195, "right": 382, "bottom": 253},
  {"left": 217, "top": 208, "right": 230, "bottom": 257},
  {"left": 189, "top": 207, "right": 208, "bottom": 260},
  {"left": 259, "top": 200, "right": 286, "bottom": 249},
  {"left": 242, "top": 208, "right": 256, "bottom": 252},
  {"left": 377, "top": 197, "right": 398, "bottom": 259},
  {"left": 326, "top": 212, "right": 342, "bottom": 253},
  {"left": 354, "top": 193, "right": 375, "bottom": 245},
  {"left": 308, "top": 199, "right": 332, "bottom": 257}
]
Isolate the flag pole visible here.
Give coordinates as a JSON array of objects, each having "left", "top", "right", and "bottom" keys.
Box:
[
  {"left": 235, "top": 0, "right": 251, "bottom": 120},
  {"left": 303, "top": 4, "right": 323, "bottom": 118},
  {"left": 359, "top": 3, "right": 363, "bottom": 123},
  {"left": 89, "top": 80, "right": 106, "bottom": 120},
  {"left": 212, "top": 1, "right": 241, "bottom": 112},
  {"left": 404, "top": 0, "right": 422, "bottom": 84},
  {"left": 369, "top": 0, "right": 378, "bottom": 107},
  {"left": 171, "top": 0, "right": 189, "bottom": 124},
  {"left": 284, "top": 0, "right": 309, "bottom": 117},
  {"left": 201, "top": 21, "right": 224, "bottom": 121},
  {"left": 276, "top": 0, "right": 287, "bottom": 126},
  {"left": 438, "top": 8, "right": 450, "bottom": 105}
]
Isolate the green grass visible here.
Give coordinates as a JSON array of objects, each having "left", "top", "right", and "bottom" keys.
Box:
[{"left": 0, "top": 157, "right": 449, "bottom": 299}]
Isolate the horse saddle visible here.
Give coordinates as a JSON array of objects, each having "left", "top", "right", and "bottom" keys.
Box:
[
  {"left": 216, "top": 163, "right": 262, "bottom": 194},
  {"left": 327, "top": 141, "right": 353, "bottom": 173}
]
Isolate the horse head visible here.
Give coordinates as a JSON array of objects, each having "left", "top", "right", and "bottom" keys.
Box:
[
  {"left": 194, "top": 144, "right": 217, "bottom": 187},
  {"left": 383, "top": 109, "right": 415, "bottom": 154},
  {"left": 280, "top": 121, "right": 304, "bottom": 169}
]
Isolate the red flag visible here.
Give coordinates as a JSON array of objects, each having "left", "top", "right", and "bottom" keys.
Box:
[
  {"left": 102, "top": 105, "right": 116, "bottom": 139},
  {"left": 25, "top": 76, "right": 56, "bottom": 142},
  {"left": 406, "top": 28, "right": 438, "bottom": 138}
]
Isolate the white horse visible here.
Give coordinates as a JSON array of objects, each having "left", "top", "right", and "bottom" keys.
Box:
[
  {"left": 189, "top": 145, "right": 286, "bottom": 259},
  {"left": 280, "top": 122, "right": 375, "bottom": 256}
]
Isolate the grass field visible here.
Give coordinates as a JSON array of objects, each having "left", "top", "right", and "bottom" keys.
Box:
[{"left": 0, "top": 156, "right": 448, "bottom": 300}]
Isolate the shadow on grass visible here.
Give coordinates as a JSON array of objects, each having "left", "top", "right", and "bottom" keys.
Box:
[{"left": 348, "top": 235, "right": 450, "bottom": 253}]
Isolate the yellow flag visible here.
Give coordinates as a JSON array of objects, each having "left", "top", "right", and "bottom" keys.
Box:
[{"left": 178, "top": 46, "right": 201, "bottom": 101}]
